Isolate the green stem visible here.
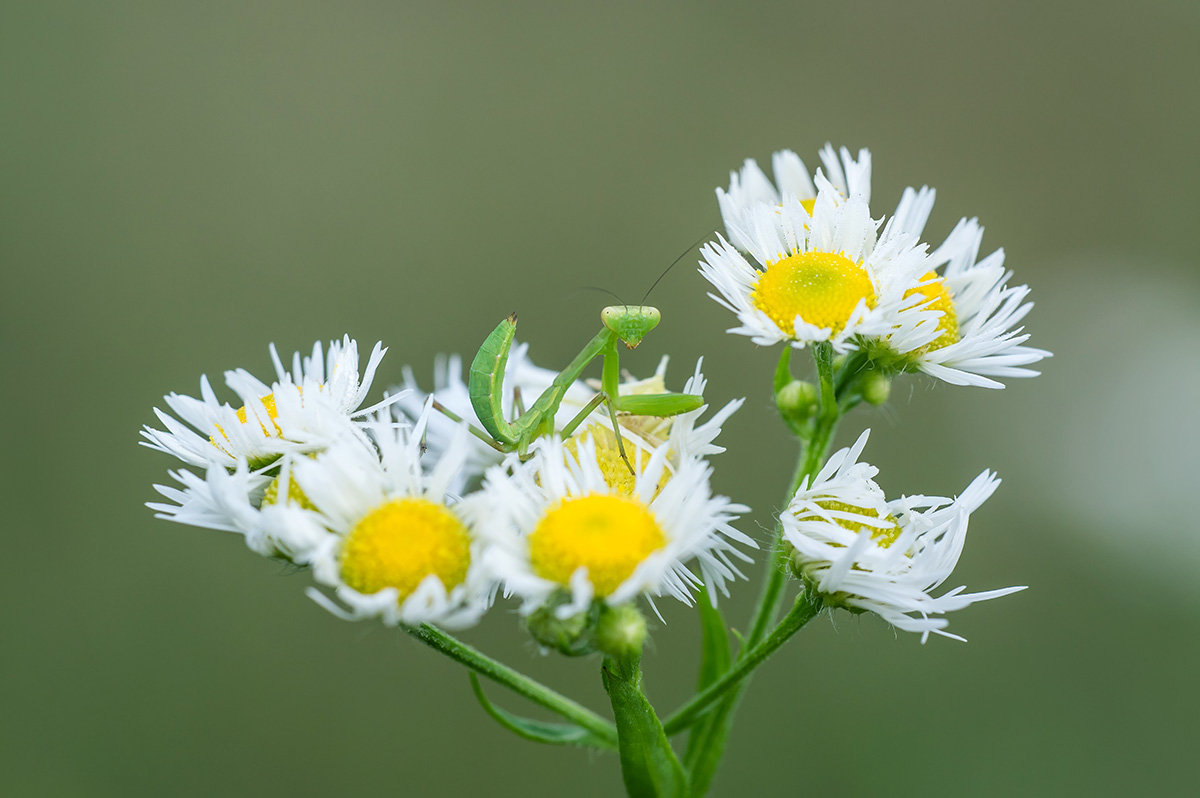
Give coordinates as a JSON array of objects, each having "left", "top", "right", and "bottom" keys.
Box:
[
  {"left": 683, "top": 342, "right": 841, "bottom": 795},
  {"left": 602, "top": 641, "right": 687, "bottom": 796},
  {"left": 664, "top": 590, "right": 822, "bottom": 735},
  {"left": 406, "top": 624, "right": 618, "bottom": 746},
  {"left": 743, "top": 342, "right": 838, "bottom": 650}
]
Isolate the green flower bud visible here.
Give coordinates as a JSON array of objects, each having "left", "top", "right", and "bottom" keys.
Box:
[
  {"left": 594, "top": 603, "right": 647, "bottom": 660},
  {"left": 525, "top": 594, "right": 601, "bottom": 656},
  {"left": 776, "top": 379, "right": 818, "bottom": 419},
  {"left": 860, "top": 370, "right": 891, "bottom": 406}
]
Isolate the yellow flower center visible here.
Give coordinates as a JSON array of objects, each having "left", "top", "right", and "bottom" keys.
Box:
[
  {"left": 904, "top": 272, "right": 960, "bottom": 353},
  {"left": 564, "top": 425, "right": 672, "bottom": 497},
  {"left": 751, "top": 251, "right": 876, "bottom": 336},
  {"left": 799, "top": 198, "right": 816, "bottom": 215},
  {"left": 262, "top": 473, "right": 316, "bottom": 511},
  {"left": 338, "top": 498, "right": 471, "bottom": 600},
  {"left": 528, "top": 494, "right": 666, "bottom": 596},
  {"left": 817, "top": 500, "right": 901, "bottom": 548}
]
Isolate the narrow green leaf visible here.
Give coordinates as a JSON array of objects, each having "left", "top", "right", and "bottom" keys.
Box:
[
  {"left": 469, "top": 674, "right": 615, "bottom": 750},
  {"left": 694, "top": 590, "right": 732, "bottom": 690},
  {"left": 684, "top": 591, "right": 731, "bottom": 768}
]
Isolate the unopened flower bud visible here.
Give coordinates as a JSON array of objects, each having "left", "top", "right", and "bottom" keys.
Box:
[
  {"left": 525, "top": 596, "right": 600, "bottom": 656},
  {"left": 776, "top": 380, "right": 818, "bottom": 420},
  {"left": 860, "top": 370, "right": 891, "bottom": 406},
  {"left": 595, "top": 603, "right": 647, "bottom": 659}
]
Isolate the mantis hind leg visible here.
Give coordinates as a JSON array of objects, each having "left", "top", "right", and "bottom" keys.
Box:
[{"left": 430, "top": 399, "right": 512, "bottom": 453}]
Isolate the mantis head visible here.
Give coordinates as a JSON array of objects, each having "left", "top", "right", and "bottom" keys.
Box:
[{"left": 601, "top": 305, "right": 661, "bottom": 349}]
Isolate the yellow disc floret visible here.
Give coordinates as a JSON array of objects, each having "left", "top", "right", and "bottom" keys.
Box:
[
  {"left": 564, "top": 425, "right": 672, "bottom": 497},
  {"left": 262, "top": 473, "right": 316, "bottom": 511},
  {"left": 338, "top": 498, "right": 471, "bottom": 601},
  {"left": 211, "top": 393, "right": 288, "bottom": 453},
  {"left": 528, "top": 494, "right": 666, "bottom": 596},
  {"left": 905, "top": 272, "right": 960, "bottom": 353},
  {"left": 751, "top": 251, "right": 876, "bottom": 336},
  {"left": 817, "top": 500, "right": 901, "bottom": 548}
]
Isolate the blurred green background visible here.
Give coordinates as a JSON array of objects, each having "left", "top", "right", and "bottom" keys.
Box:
[{"left": 3, "top": 1, "right": 1197, "bottom": 795}]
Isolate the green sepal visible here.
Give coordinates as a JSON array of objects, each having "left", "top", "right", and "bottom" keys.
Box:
[
  {"left": 773, "top": 346, "right": 793, "bottom": 394},
  {"left": 469, "top": 674, "right": 616, "bottom": 750}
]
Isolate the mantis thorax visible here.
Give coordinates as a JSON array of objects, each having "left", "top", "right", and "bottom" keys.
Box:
[{"left": 601, "top": 305, "right": 661, "bottom": 349}]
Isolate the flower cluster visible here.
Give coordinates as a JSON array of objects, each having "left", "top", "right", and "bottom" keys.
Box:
[
  {"left": 145, "top": 143, "right": 1041, "bottom": 654},
  {"left": 146, "top": 338, "right": 750, "bottom": 637},
  {"left": 142, "top": 143, "right": 1046, "bottom": 794},
  {"left": 701, "top": 143, "right": 1039, "bottom": 639}
]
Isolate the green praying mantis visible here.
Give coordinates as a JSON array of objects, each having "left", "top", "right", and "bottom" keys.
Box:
[{"left": 433, "top": 304, "right": 705, "bottom": 473}]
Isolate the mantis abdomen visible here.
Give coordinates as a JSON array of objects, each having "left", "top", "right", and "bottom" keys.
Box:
[{"left": 469, "top": 314, "right": 520, "bottom": 444}]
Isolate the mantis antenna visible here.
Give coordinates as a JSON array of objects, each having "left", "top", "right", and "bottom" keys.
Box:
[
  {"left": 639, "top": 230, "right": 715, "bottom": 304},
  {"left": 574, "top": 286, "right": 627, "bottom": 305}
]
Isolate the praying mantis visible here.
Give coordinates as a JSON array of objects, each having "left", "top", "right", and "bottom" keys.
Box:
[{"left": 436, "top": 305, "right": 705, "bottom": 472}]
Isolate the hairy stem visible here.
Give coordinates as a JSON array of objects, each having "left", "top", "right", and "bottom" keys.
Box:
[
  {"left": 683, "top": 342, "right": 841, "bottom": 794},
  {"left": 664, "top": 590, "right": 823, "bottom": 735}
]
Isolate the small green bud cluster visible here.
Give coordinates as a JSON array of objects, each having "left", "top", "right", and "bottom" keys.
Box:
[
  {"left": 524, "top": 595, "right": 648, "bottom": 659},
  {"left": 525, "top": 594, "right": 605, "bottom": 656}
]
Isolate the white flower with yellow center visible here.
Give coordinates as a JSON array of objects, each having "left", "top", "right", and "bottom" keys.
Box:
[
  {"left": 286, "top": 409, "right": 492, "bottom": 629},
  {"left": 782, "top": 430, "right": 1025, "bottom": 642},
  {"left": 881, "top": 218, "right": 1051, "bottom": 388},
  {"left": 700, "top": 178, "right": 932, "bottom": 353},
  {"left": 142, "top": 336, "right": 396, "bottom": 469},
  {"left": 471, "top": 436, "right": 753, "bottom": 619},
  {"left": 718, "top": 145, "right": 871, "bottom": 253},
  {"left": 395, "top": 342, "right": 594, "bottom": 488}
]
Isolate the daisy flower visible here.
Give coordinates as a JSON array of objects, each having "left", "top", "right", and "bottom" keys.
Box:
[
  {"left": 781, "top": 430, "right": 1024, "bottom": 641},
  {"left": 471, "top": 436, "right": 753, "bottom": 621},
  {"left": 700, "top": 177, "right": 933, "bottom": 354},
  {"left": 142, "top": 336, "right": 397, "bottom": 469},
  {"left": 878, "top": 217, "right": 1052, "bottom": 388},
  {"left": 718, "top": 144, "right": 871, "bottom": 253},
  {"left": 287, "top": 406, "right": 493, "bottom": 629}
]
